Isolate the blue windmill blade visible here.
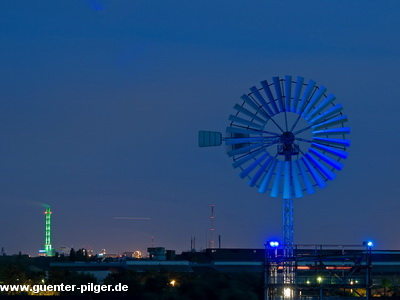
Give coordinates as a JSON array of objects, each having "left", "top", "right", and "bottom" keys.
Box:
[
  {"left": 291, "top": 76, "right": 304, "bottom": 112},
  {"left": 309, "top": 104, "right": 343, "bottom": 125},
  {"left": 309, "top": 148, "right": 344, "bottom": 170},
  {"left": 313, "top": 137, "right": 351, "bottom": 147},
  {"left": 311, "top": 115, "right": 348, "bottom": 130},
  {"left": 311, "top": 142, "right": 348, "bottom": 159},
  {"left": 232, "top": 148, "right": 266, "bottom": 168},
  {"left": 239, "top": 152, "right": 270, "bottom": 179},
  {"left": 227, "top": 128, "right": 280, "bottom": 140},
  {"left": 248, "top": 156, "right": 273, "bottom": 187},
  {"left": 227, "top": 142, "right": 263, "bottom": 157},
  {"left": 233, "top": 104, "right": 268, "bottom": 124},
  {"left": 285, "top": 75, "right": 292, "bottom": 112},
  {"left": 226, "top": 126, "right": 264, "bottom": 136},
  {"left": 302, "top": 85, "right": 327, "bottom": 119},
  {"left": 296, "top": 79, "right": 316, "bottom": 114},
  {"left": 283, "top": 161, "right": 292, "bottom": 199},
  {"left": 301, "top": 157, "right": 327, "bottom": 189},
  {"left": 306, "top": 94, "right": 336, "bottom": 121},
  {"left": 259, "top": 159, "right": 278, "bottom": 193},
  {"left": 225, "top": 137, "right": 264, "bottom": 145},
  {"left": 229, "top": 115, "right": 264, "bottom": 130},
  {"left": 249, "top": 86, "right": 275, "bottom": 116},
  {"left": 273, "top": 76, "right": 285, "bottom": 112},
  {"left": 305, "top": 153, "right": 336, "bottom": 180},
  {"left": 297, "top": 159, "right": 315, "bottom": 194},
  {"left": 312, "top": 127, "right": 351, "bottom": 136},
  {"left": 198, "top": 131, "right": 222, "bottom": 147},
  {"left": 270, "top": 161, "right": 284, "bottom": 197},
  {"left": 291, "top": 161, "right": 304, "bottom": 198},
  {"left": 261, "top": 80, "right": 280, "bottom": 114},
  {"left": 240, "top": 94, "right": 270, "bottom": 120}
]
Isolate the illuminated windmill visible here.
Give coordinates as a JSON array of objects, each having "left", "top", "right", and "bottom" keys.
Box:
[{"left": 199, "top": 75, "right": 350, "bottom": 291}]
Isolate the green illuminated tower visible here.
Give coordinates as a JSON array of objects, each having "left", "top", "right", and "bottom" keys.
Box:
[{"left": 44, "top": 206, "right": 54, "bottom": 256}]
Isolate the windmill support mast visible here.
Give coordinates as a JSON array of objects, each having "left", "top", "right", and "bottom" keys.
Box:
[
  {"left": 280, "top": 134, "right": 297, "bottom": 297},
  {"left": 283, "top": 197, "right": 294, "bottom": 278}
]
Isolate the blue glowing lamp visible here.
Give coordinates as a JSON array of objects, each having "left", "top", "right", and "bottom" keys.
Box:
[
  {"left": 269, "top": 241, "right": 279, "bottom": 247},
  {"left": 363, "top": 241, "right": 374, "bottom": 248}
]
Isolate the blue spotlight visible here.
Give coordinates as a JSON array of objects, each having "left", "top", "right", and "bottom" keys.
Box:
[
  {"left": 363, "top": 241, "right": 374, "bottom": 247},
  {"left": 269, "top": 241, "right": 279, "bottom": 247}
]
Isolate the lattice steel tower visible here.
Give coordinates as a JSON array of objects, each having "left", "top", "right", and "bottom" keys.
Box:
[{"left": 44, "top": 206, "right": 54, "bottom": 256}]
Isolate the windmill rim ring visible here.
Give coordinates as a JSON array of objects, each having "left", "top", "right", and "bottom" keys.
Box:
[{"left": 226, "top": 76, "right": 350, "bottom": 198}]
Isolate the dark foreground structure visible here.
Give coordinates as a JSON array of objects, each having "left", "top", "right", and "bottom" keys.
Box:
[
  {"left": 182, "top": 245, "right": 400, "bottom": 299},
  {"left": 2, "top": 245, "right": 400, "bottom": 299}
]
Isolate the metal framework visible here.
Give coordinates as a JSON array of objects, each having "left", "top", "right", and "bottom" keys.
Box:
[{"left": 265, "top": 244, "right": 373, "bottom": 300}]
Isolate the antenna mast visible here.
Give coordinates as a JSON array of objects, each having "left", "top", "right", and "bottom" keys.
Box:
[{"left": 210, "top": 204, "right": 215, "bottom": 248}]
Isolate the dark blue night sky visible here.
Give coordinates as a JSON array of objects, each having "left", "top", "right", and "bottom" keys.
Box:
[{"left": 1, "top": 1, "right": 400, "bottom": 255}]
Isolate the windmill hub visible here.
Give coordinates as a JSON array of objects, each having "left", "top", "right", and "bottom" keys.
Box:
[
  {"left": 278, "top": 131, "right": 299, "bottom": 159},
  {"left": 280, "top": 131, "right": 295, "bottom": 146}
]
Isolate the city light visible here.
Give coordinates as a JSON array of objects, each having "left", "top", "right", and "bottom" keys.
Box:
[
  {"left": 170, "top": 280, "right": 176, "bottom": 287},
  {"left": 133, "top": 251, "right": 142, "bottom": 259},
  {"left": 284, "top": 287, "right": 292, "bottom": 298},
  {"left": 317, "top": 276, "right": 322, "bottom": 283}
]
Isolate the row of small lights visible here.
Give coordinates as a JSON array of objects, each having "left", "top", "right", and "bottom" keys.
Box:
[
  {"left": 306, "top": 278, "right": 360, "bottom": 284},
  {"left": 267, "top": 240, "right": 374, "bottom": 248}
]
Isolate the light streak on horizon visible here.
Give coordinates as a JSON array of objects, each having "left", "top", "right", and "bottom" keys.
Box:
[{"left": 113, "top": 217, "right": 151, "bottom": 220}]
